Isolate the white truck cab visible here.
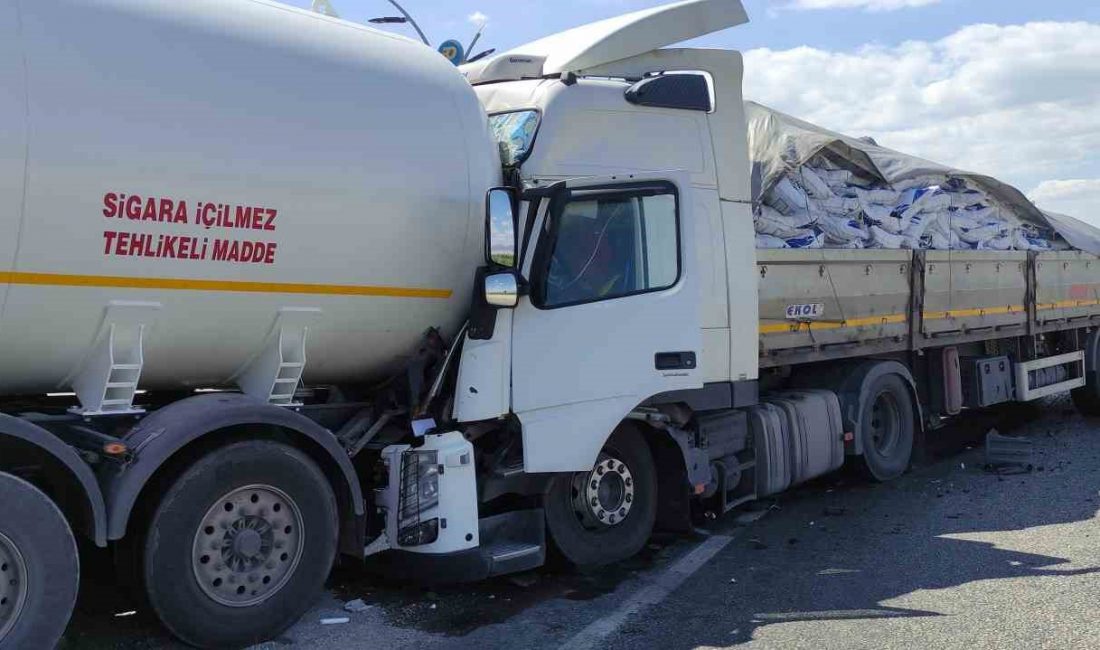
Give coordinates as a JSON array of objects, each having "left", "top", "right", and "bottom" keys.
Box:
[{"left": 458, "top": 0, "right": 761, "bottom": 472}]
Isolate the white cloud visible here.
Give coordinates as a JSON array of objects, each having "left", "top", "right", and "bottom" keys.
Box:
[
  {"left": 785, "top": 0, "right": 941, "bottom": 11},
  {"left": 743, "top": 21, "right": 1100, "bottom": 218},
  {"left": 1029, "top": 180, "right": 1100, "bottom": 225},
  {"left": 468, "top": 11, "right": 488, "bottom": 27}
]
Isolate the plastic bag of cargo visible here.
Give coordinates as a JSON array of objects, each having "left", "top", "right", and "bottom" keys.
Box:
[
  {"left": 955, "top": 221, "right": 1010, "bottom": 244},
  {"left": 899, "top": 191, "right": 950, "bottom": 222},
  {"left": 796, "top": 166, "right": 834, "bottom": 200},
  {"left": 856, "top": 188, "right": 901, "bottom": 206},
  {"left": 756, "top": 233, "right": 789, "bottom": 249},
  {"left": 893, "top": 175, "right": 948, "bottom": 192},
  {"left": 1014, "top": 231, "right": 1052, "bottom": 251},
  {"left": 820, "top": 169, "right": 852, "bottom": 189},
  {"left": 765, "top": 176, "right": 811, "bottom": 216},
  {"left": 785, "top": 230, "right": 825, "bottom": 249},
  {"left": 903, "top": 210, "right": 940, "bottom": 239},
  {"left": 868, "top": 225, "right": 906, "bottom": 249},
  {"left": 821, "top": 197, "right": 860, "bottom": 215},
  {"left": 923, "top": 229, "right": 963, "bottom": 250},
  {"left": 858, "top": 196, "right": 897, "bottom": 229},
  {"left": 979, "top": 234, "right": 1015, "bottom": 251},
  {"left": 818, "top": 215, "right": 867, "bottom": 244},
  {"left": 756, "top": 205, "right": 814, "bottom": 238},
  {"left": 865, "top": 212, "right": 905, "bottom": 235},
  {"left": 948, "top": 189, "right": 989, "bottom": 209}
]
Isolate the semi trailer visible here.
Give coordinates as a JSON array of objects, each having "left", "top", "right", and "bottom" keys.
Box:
[{"left": 2, "top": 0, "right": 1099, "bottom": 648}]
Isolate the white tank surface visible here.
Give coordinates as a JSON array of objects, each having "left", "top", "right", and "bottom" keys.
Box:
[{"left": 0, "top": 0, "right": 500, "bottom": 396}]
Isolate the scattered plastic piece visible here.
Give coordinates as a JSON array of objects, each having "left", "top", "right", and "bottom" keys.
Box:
[
  {"left": 343, "top": 599, "right": 371, "bottom": 613},
  {"left": 321, "top": 617, "right": 350, "bottom": 625}
]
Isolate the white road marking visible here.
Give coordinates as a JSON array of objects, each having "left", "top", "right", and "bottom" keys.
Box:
[{"left": 559, "top": 534, "right": 736, "bottom": 650}]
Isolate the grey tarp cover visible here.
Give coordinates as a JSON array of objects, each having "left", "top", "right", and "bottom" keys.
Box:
[{"left": 745, "top": 101, "right": 1100, "bottom": 256}]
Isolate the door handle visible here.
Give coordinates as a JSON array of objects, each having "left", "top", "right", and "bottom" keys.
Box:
[{"left": 655, "top": 351, "right": 696, "bottom": 371}]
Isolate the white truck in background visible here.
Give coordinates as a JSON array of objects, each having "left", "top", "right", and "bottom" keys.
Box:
[{"left": 3, "top": 0, "right": 1100, "bottom": 648}]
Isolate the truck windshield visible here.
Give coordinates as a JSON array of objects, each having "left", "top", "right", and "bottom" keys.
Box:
[{"left": 488, "top": 110, "right": 540, "bottom": 166}]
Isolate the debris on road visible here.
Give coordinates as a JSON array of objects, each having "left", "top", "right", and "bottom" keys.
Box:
[
  {"left": 735, "top": 510, "right": 770, "bottom": 526},
  {"left": 749, "top": 537, "right": 768, "bottom": 550},
  {"left": 321, "top": 617, "right": 350, "bottom": 625},
  {"left": 344, "top": 599, "right": 371, "bottom": 613},
  {"left": 985, "top": 429, "right": 1035, "bottom": 473},
  {"left": 509, "top": 573, "right": 539, "bottom": 588}
]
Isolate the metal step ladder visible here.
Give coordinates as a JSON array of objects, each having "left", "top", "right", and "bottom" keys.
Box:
[
  {"left": 68, "top": 301, "right": 161, "bottom": 416},
  {"left": 236, "top": 308, "right": 321, "bottom": 406}
]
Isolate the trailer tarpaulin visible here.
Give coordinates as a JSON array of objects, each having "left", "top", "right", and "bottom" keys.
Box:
[{"left": 745, "top": 102, "right": 1100, "bottom": 255}]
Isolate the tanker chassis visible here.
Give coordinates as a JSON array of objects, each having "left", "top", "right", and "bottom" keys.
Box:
[{"left": 3, "top": 1, "right": 1100, "bottom": 648}]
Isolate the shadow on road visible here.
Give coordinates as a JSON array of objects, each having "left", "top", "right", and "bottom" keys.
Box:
[{"left": 623, "top": 398, "right": 1100, "bottom": 647}]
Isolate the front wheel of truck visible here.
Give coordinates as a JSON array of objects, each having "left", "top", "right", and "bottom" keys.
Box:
[
  {"left": 544, "top": 425, "right": 657, "bottom": 568},
  {"left": 141, "top": 440, "right": 338, "bottom": 649},
  {"left": 0, "top": 472, "right": 79, "bottom": 650}
]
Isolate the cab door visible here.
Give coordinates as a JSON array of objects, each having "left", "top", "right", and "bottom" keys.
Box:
[{"left": 511, "top": 174, "right": 702, "bottom": 472}]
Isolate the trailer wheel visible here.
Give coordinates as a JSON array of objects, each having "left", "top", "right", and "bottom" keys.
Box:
[
  {"left": 0, "top": 472, "right": 79, "bottom": 650},
  {"left": 544, "top": 425, "right": 657, "bottom": 568},
  {"left": 858, "top": 374, "right": 915, "bottom": 481},
  {"left": 142, "top": 440, "right": 337, "bottom": 649}
]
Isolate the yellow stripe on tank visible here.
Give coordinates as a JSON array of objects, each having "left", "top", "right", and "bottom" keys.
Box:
[{"left": 0, "top": 271, "right": 453, "bottom": 299}]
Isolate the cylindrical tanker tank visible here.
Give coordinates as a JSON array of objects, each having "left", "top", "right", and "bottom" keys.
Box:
[{"left": 0, "top": 0, "right": 500, "bottom": 394}]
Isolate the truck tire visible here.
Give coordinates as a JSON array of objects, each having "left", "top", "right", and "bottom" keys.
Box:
[
  {"left": 0, "top": 472, "right": 79, "bottom": 650},
  {"left": 858, "top": 374, "right": 915, "bottom": 481},
  {"left": 544, "top": 425, "right": 657, "bottom": 568},
  {"left": 141, "top": 440, "right": 338, "bottom": 649}
]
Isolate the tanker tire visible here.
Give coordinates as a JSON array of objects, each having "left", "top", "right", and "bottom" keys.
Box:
[
  {"left": 0, "top": 472, "right": 79, "bottom": 650},
  {"left": 858, "top": 374, "right": 915, "bottom": 482},
  {"left": 544, "top": 426, "right": 657, "bottom": 569},
  {"left": 142, "top": 441, "right": 337, "bottom": 649}
]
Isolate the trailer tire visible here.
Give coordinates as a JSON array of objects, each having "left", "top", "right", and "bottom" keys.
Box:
[
  {"left": 544, "top": 425, "right": 657, "bottom": 568},
  {"left": 0, "top": 472, "right": 79, "bottom": 650},
  {"left": 142, "top": 440, "right": 337, "bottom": 649},
  {"left": 858, "top": 374, "right": 915, "bottom": 481}
]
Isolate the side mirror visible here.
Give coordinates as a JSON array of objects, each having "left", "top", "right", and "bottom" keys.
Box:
[
  {"left": 485, "top": 187, "right": 518, "bottom": 267},
  {"left": 483, "top": 271, "right": 519, "bottom": 308}
]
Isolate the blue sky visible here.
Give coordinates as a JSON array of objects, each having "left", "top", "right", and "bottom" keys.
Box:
[
  {"left": 297, "top": 1, "right": 1100, "bottom": 54},
  {"left": 293, "top": 1, "right": 1100, "bottom": 222}
]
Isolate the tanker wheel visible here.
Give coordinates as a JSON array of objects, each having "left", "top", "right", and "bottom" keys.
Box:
[
  {"left": 858, "top": 374, "right": 915, "bottom": 482},
  {"left": 544, "top": 426, "right": 657, "bottom": 568},
  {"left": 0, "top": 472, "right": 79, "bottom": 650},
  {"left": 142, "top": 440, "right": 338, "bottom": 649}
]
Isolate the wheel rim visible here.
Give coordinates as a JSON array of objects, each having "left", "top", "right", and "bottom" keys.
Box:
[
  {"left": 191, "top": 484, "right": 304, "bottom": 608},
  {"left": 869, "top": 391, "right": 902, "bottom": 457},
  {"left": 571, "top": 454, "right": 635, "bottom": 530},
  {"left": 0, "top": 531, "right": 29, "bottom": 641}
]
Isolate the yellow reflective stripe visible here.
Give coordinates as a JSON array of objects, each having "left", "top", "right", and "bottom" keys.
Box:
[
  {"left": 760, "top": 305, "right": 1031, "bottom": 334},
  {"left": 922, "top": 305, "right": 1025, "bottom": 320},
  {"left": 759, "top": 313, "right": 907, "bottom": 334},
  {"left": 1036, "top": 299, "right": 1100, "bottom": 310},
  {"left": 0, "top": 271, "right": 452, "bottom": 299}
]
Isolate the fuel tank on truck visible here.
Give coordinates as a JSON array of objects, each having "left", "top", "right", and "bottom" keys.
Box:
[{"left": 0, "top": 0, "right": 500, "bottom": 396}]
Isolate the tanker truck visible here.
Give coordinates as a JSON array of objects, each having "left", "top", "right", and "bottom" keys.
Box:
[{"left": 5, "top": 0, "right": 1100, "bottom": 648}]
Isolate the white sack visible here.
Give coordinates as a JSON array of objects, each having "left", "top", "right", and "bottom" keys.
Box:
[
  {"left": 765, "top": 176, "right": 811, "bottom": 216},
  {"left": 797, "top": 166, "right": 835, "bottom": 200},
  {"left": 756, "top": 205, "right": 815, "bottom": 239}
]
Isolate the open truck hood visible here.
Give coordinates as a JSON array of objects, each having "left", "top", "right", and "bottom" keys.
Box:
[{"left": 462, "top": 0, "right": 748, "bottom": 84}]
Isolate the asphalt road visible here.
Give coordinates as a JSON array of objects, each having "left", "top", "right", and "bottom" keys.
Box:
[{"left": 64, "top": 397, "right": 1100, "bottom": 649}]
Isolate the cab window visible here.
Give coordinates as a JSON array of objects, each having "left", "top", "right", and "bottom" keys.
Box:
[{"left": 536, "top": 186, "right": 680, "bottom": 309}]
